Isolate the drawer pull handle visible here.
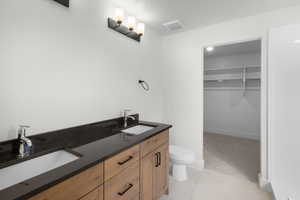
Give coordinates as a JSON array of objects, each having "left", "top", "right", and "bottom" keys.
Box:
[
  {"left": 155, "top": 152, "right": 161, "bottom": 167},
  {"left": 118, "top": 183, "right": 133, "bottom": 196},
  {"left": 155, "top": 152, "right": 159, "bottom": 167},
  {"left": 118, "top": 156, "right": 133, "bottom": 165},
  {"left": 158, "top": 152, "right": 161, "bottom": 166}
]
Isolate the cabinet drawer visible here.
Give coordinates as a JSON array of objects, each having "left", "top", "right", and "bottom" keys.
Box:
[
  {"left": 29, "top": 163, "right": 103, "bottom": 200},
  {"left": 80, "top": 186, "right": 103, "bottom": 200},
  {"left": 104, "top": 145, "right": 140, "bottom": 181},
  {"left": 141, "top": 130, "right": 169, "bottom": 157},
  {"left": 104, "top": 161, "right": 140, "bottom": 200}
]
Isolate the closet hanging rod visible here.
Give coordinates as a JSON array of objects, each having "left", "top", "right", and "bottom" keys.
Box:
[{"left": 204, "top": 65, "right": 261, "bottom": 72}]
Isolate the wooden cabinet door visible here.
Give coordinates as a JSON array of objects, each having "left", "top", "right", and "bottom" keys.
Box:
[
  {"left": 29, "top": 163, "right": 103, "bottom": 200},
  {"left": 153, "top": 143, "right": 169, "bottom": 199},
  {"left": 140, "top": 152, "right": 155, "bottom": 200},
  {"left": 140, "top": 130, "right": 169, "bottom": 157},
  {"left": 80, "top": 186, "right": 103, "bottom": 200}
]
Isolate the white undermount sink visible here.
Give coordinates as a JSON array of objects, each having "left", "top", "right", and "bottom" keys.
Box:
[
  {"left": 122, "top": 125, "right": 154, "bottom": 135},
  {"left": 0, "top": 150, "right": 79, "bottom": 190}
]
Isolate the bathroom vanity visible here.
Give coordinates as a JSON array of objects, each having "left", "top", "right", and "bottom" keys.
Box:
[{"left": 0, "top": 115, "right": 171, "bottom": 200}]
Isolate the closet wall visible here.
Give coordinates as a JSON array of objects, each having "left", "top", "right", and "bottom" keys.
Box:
[{"left": 204, "top": 52, "right": 261, "bottom": 140}]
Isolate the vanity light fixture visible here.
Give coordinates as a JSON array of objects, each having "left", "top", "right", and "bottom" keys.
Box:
[
  {"left": 137, "top": 23, "right": 145, "bottom": 36},
  {"left": 115, "top": 8, "right": 125, "bottom": 24},
  {"left": 108, "top": 8, "right": 145, "bottom": 42},
  {"left": 52, "top": 0, "right": 69, "bottom": 7},
  {"left": 127, "top": 16, "right": 136, "bottom": 31},
  {"left": 206, "top": 46, "right": 214, "bottom": 52}
]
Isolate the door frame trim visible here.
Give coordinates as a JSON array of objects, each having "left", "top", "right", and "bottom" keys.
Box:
[{"left": 201, "top": 36, "right": 270, "bottom": 186}]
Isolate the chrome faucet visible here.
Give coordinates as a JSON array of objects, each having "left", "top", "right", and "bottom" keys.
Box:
[
  {"left": 17, "top": 125, "right": 32, "bottom": 158},
  {"left": 123, "top": 109, "right": 136, "bottom": 128}
]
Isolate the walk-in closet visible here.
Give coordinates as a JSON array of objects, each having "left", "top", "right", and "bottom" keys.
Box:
[{"left": 203, "top": 40, "right": 261, "bottom": 182}]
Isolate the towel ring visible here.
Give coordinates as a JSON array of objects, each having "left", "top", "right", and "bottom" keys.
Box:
[{"left": 138, "top": 80, "right": 150, "bottom": 91}]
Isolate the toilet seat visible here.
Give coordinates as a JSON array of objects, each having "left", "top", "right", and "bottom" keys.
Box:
[{"left": 170, "top": 145, "right": 195, "bottom": 164}]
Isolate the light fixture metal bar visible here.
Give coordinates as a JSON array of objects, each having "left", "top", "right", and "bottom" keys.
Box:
[{"left": 108, "top": 18, "right": 141, "bottom": 42}]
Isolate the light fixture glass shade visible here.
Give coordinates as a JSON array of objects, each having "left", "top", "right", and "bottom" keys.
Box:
[
  {"left": 127, "top": 16, "right": 136, "bottom": 31},
  {"left": 115, "top": 8, "right": 124, "bottom": 24},
  {"left": 137, "top": 23, "right": 145, "bottom": 36}
]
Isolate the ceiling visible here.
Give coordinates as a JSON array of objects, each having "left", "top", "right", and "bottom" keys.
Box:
[
  {"left": 110, "top": 0, "right": 300, "bottom": 34},
  {"left": 204, "top": 40, "right": 261, "bottom": 57}
]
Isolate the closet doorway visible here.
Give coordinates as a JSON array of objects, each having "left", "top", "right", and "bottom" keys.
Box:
[{"left": 203, "top": 40, "right": 264, "bottom": 183}]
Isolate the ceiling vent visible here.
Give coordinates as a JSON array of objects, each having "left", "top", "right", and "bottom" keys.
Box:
[{"left": 163, "top": 20, "right": 184, "bottom": 32}]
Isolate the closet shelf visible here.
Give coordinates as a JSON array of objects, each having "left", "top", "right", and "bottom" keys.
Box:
[
  {"left": 204, "top": 87, "right": 260, "bottom": 91},
  {"left": 204, "top": 74, "right": 242, "bottom": 81},
  {"left": 204, "top": 73, "right": 260, "bottom": 82},
  {"left": 204, "top": 65, "right": 260, "bottom": 72},
  {"left": 204, "top": 65, "right": 261, "bottom": 95},
  {"left": 246, "top": 72, "right": 260, "bottom": 80},
  {"left": 204, "top": 66, "right": 261, "bottom": 82}
]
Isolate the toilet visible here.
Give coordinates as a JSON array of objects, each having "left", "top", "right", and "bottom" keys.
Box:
[{"left": 169, "top": 145, "right": 196, "bottom": 181}]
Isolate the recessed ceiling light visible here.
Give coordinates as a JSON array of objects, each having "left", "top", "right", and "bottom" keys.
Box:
[
  {"left": 206, "top": 46, "right": 214, "bottom": 52},
  {"left": 294, "top": 40, "right": 300, "bottom": 44}
]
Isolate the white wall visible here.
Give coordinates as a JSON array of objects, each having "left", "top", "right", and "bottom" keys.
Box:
[
  {"left": 0, "top": 0, "right": 164, "bottom": 141},
  {"left": 162, "top": 5, "right": 300, "bottom": 174},
  {"left": 269, "top": 24, "right": 300, "bottom": 200},
  {"left": 204, "top": 53, "right": 261, "bottom": 140},
  {"left": 1, "top": 1, "right": 300, "bottom": 198},
  {"left": 205, "top": 53, "right": 261, "bottom": 68}
]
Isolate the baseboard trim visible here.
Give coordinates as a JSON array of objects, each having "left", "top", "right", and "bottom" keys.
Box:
[
  {"left": 270, "top": 183, "right": 277, "bottom": 200},
  {"left": 258, "top": 174, "right": 277, "bottom": 200},
  {"left": 258, "top": 173, "right": 273, "bottom": 193},
  {"left": 204, "top": 128, "right": 259, "bottom": 140}
]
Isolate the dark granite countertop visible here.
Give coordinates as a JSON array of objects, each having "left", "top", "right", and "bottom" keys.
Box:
[{"left": 0, "top": 115, "right": 172, "bottom": 200}]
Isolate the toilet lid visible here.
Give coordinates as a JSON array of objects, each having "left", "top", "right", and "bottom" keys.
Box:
[{"left": 169, "top": 145, "right": 195, "bottom": 161}]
